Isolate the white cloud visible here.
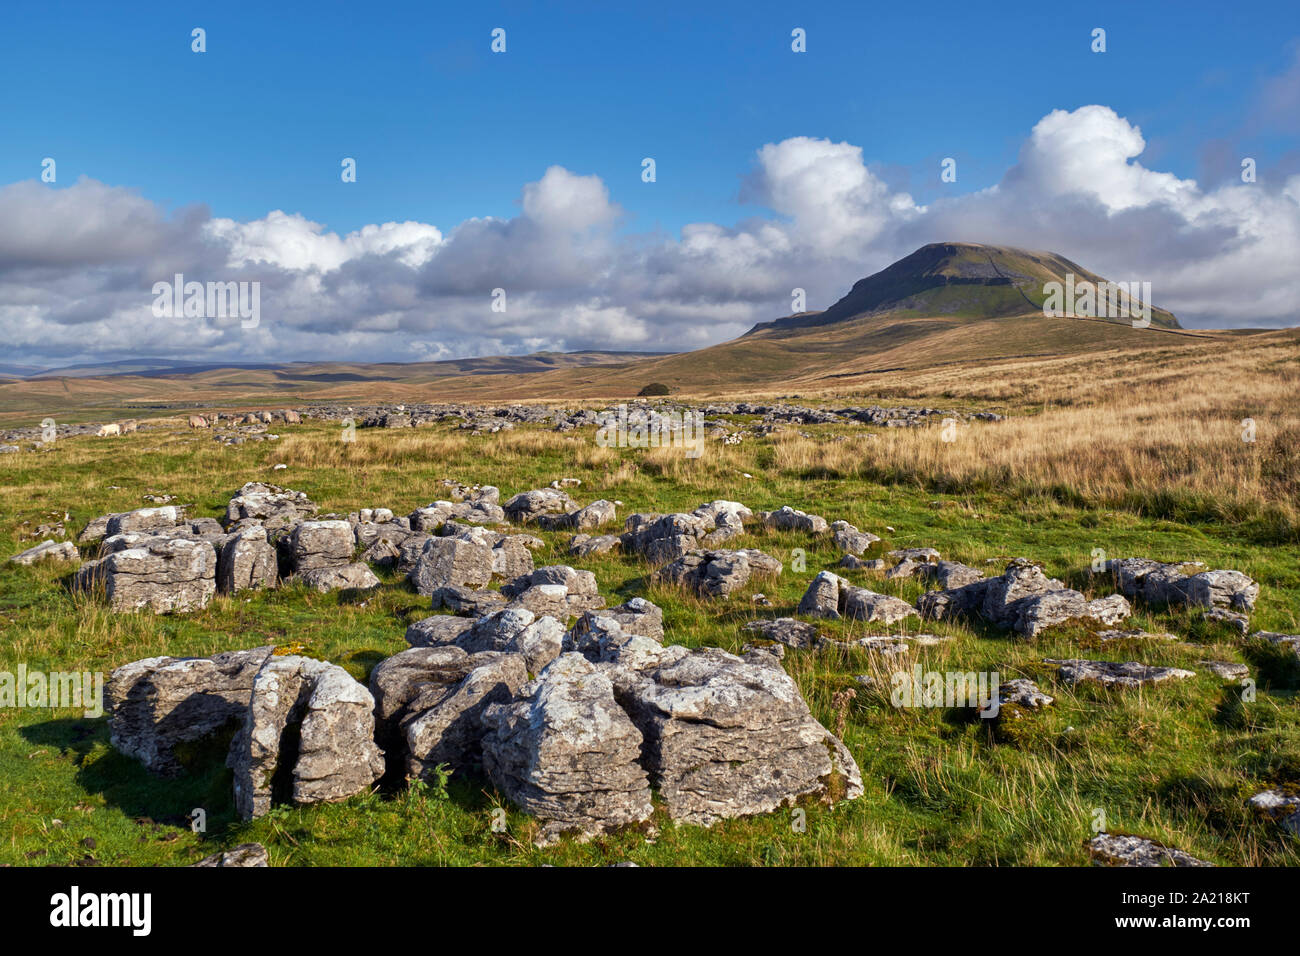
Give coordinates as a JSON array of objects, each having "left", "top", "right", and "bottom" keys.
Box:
[{"left": 2, "top": 103, "right": 1299, "bottom": 369}]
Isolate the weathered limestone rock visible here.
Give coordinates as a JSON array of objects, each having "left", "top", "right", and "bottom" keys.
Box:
[
  {"left": 842, "top": 586, "right": 920, "bottom": 625},
  {"left": 536, "top": 499, "right": 617, "bottom": 532},
  {"left": 229, "top": 655, "right": 385, "bottom": 820},
  {"left": 762, "top": 505, "right": 828, "bottom": 534},
  {"left": 1013, "top": 591, "right": 1131, "bottom": 639},
  {"left": 1249, "top": 631, "right": 1300, "bottom": 662},
  {"left": 106, "top": 647, "right": 274, "bottom": 775},
  {"left": 652, "top": 548, "right": 781, "bottom": 599},
  {"left": 501, "top": 565, "right": 604, "bottom": 619},
  {"left": 1202, "top": 608, "right": 1250, "bottom": 634},
  {"left": 292, "top": 562, "right": 380, "bottom": 592},
  {"left": 1095, "top": 629, "right": 1178, "bottom": 643},
  {"left": 408, "top": 536, "right": 493, "bottom": 596},
  {"left": 369, "top": 645, "right": 527, "bottom": 776},
  {"left": 621, "top": 512, "right": 710, "bottom": 564},
  {"left": 106, "top": 505, "right": 186, "bottom": 537},
  {"left": 922, "top": 560, "right": 984, "bottom": 590},
  {"left": 742, "top": 618, "right": 821, "bottom": 649},
  {"left": 798, "top": 570, "right": 846, "bottom": 619},
  {"left": 74, "top": 537, "right": 217, "bottom": 613},
  {"left": 1087, "top": 833, "right": 1213, "bottom": 867},
  {"left": 1044, "top": 659, "right": 1196, "bottom": 689},
  {"left": 1200, "top": 660, "right": 1249, "bottom": 681},
  {"left": 503, "top": 487, "right": 574, "bottom": 524},
  {"left": 568, "top": 533, "right": 621, "bottom": 557},
  {"left": 226, "top": 482, "right": 318, "bottom": 529},
  {"left": 1107, "top": 557, "right": 1259, "bottom": 612},
  {"left": 405, "top": 614, "right": 476, "bottom": 648},
  {"left": 217, "top": 526, "right": 278, "bottom": 592},
  {"left": 9, "top": 540, "right": 79, "bottom": 566},
  {"left": 288, "top": 520, "right": 355, "bottom": 571},
  {"left": 409, "top": 488, "right": 505, "bottom": 530},
  {"left": 830, "top": 520, "right": 879, "bottom": 556},
  {"left": 457, "top": 608, "right": 566, "bottom": 673},
  {"left": 431, "top": 585, "right": 509, "bottom": 616},
  {"left": 481, "top": 653, "right": 654, "bottom": 841},
  {"left": 193, "top": 843, "right": 269, "bottom": 867},
  {"left": 566, "top": 598, "right": 664, "bottom": 652},
  {"left": 980, "top": 678, "right": 1054, "bottom": 718},
  {"left": 1247, "top": 790, "right": 1300, "bottom": 835},
  {"left": 606, "top": 645, "right": 862, "bottom": 826}
]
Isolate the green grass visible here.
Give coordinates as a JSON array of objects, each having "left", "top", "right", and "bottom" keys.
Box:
[{"left": 0, "top": 420, "right": 1297, "bottom": 866}]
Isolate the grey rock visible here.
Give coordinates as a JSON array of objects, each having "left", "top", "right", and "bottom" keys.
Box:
[
  {"left": 1200, "top": 660, "right": 1249, "bottom": 680},
  {"left": 763, "top": 506, "right": 828, "bottom": 534},
  {"left": 568, "top": 533, "right": 622, "bottom": 557},
  {"left": 217, "top": 526, "right": 278, "bottom": 593},
  {"left": 743, "top": 618, "right": 820, "bottom": 649},
  {"left": 289, "top": 520, "right": 355, "bottom": 572},
  {"left": 292, "top": 562, "right": 380, "bottom": 593},
  {"left": 431, "top": 586, "right": 509, "bottom": 616},
  {"left": 106, "top": 646, "right": 274, "bottom": 775},
  {"left": 106, "top": 505, "right": 186, "bottom": 537},
  {"left": 536, "top": 499, "right": 617, "bottom": 532},
  {"left": 1045, "top": 659, "right": 1197, "bottom": 688},
  {"left": 481, "top": 653, "right": 654, "bottom": 842},
  {"left": 830, "top": 520, "right": 879, "bottom": 556},
  {"left": 405, "top": 614, "right": 476, "bottom": 648},
  {"left": 1087, "top": 833, "right": 1213, "bottom": 867},
  {"left": 503, "top": 487, "right": 575, "bottom": 524},
  {"left": 74, "top": 537, "right": 217, "bottom": 613},
  {"left": 607, "top": 645, "right": 863, "bottom": 826},
  {"left": 408, "top": 536, "right": 493, "bottom": 596},
  {"left": 652, "top": 548, "right": 782, "bottom": 599},
  {"left": 193, "top": 843, "right": 270, "bottom": 867},
  {"left": 842, "top": 586, "right": 920, "bottom": 625},
  {"left": 9, "top": 540, "right": 79, "bottom": 566},
  {"left": 1247, "top": 789, "right": 1300, "bottom": 835},
  {"left": 229, "top": 655, "right": 385, "bottom": 820}
]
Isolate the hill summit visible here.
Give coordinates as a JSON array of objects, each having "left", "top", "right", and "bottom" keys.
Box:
[{"left": 747, "top": 242, "right": 1180, "bottom": 333}]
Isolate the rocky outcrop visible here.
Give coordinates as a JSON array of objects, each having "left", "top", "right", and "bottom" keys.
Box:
[
  {"left": 74, "top": 537, "right": 218, "bottom": 613},
  {"left": 652, "top": 548, "right": 781, "bottom": 599},
  {"left": 226, "top": 482, "right": 318, "bottom": 529},
  {"left": 229, "top": 655, "right": 385, "bottom": 820},
  {"left": 795, "top": 571, "right": 917, "bottom": 625},
  {"left": 193, "top": 843, "right": 270, "bottom": 867},
  {"left": 606, "top": 644, "right": 863, "bottom": 826},
  {"left": 408, "top": 536, "right": 493, "bottom": 596},
  {"left": 761, "top": 506, "right": 828, "bottom": 534},
  {"left": 501, "top": 565, "right": 604, "bottom": 619},
  {"left": 369, "top": 646, "right": 527, "bottom": 778},
  {"left": 293, "top": 562, "right": 380, "bottom": 592},
  {"left": 1106, "top": 558, "right": 1259, "bottom": 612},
  {"left": 217, "top": 526, "right": 278, "bottom": 592},
  {"left": 481, "top": 654, "right": 654, "bottom": 842},
  {"left": 742, "top": 618, "right": 821, "bottom": 649},
  {"left": 106, "top": 647, "right": 274, "bottom": 775},
  {"left": 288, "top": 520, "right": 355, "bottom": 572}
]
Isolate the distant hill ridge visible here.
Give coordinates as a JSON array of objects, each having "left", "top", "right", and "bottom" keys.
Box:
[{"left": 747, "top": 242, "right": 1180, "bottom": 334}]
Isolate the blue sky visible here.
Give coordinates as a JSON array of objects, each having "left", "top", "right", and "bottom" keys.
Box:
[
  {"left": 1, "top": 1, "right": 1298, "bottom": 366},
  {"left": 4, "top": 0, "right": 1294, "bottom": 235}
]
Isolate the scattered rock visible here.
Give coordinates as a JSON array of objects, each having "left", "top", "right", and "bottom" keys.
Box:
[
  {"left": 9, "top": 540, "right": 79, "bottom": 566},
  {"left": 653, "top": 548, "right": 782, "bottom": 599},
  {"left": 1045, "top": 659, "right": 1197, "bottom": 688},
  {"left": 193, "top": 843, "right": 269, "bottom": 867},
  {"left": 1087, "top": 833, "right": 1213, "bottom": 867}
]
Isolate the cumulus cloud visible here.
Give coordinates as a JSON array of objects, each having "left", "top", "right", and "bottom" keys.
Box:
[{"left": 2, "top": 104, "right": 1299, "bottom": 369}]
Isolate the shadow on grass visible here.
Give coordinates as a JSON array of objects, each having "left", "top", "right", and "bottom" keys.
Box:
[{"left": 20, "top": 717, "right": 241, "bottom": 838}]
